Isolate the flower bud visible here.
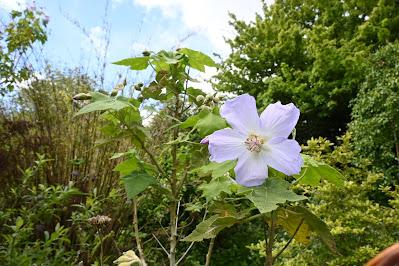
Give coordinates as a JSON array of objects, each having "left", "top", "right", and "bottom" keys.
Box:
[
  {"left": 88, "top": 215, "right": 111, "bottom": 226},
  {"left": 200, "top": 105, "right": 211, "bottom": 111},
  {"left": 73, "top": 93, "right": 92, "bottom": 101},
  {"left": 205, "top": 94, "right": 213, "bottom": 103},
  {"left": 213, "top": 96, "right": 220, "bottom": 103},
  {"left": 114, "top": 250, "right": 141, "bottom": 266},
  {"left": 200, "top": 136, "right": 209, "bottom": 144},
  {"left": 196, "top": 95, "right": 205, "bottom": 103},
  {"left": 134, "top": 83, "right": 143, "bottom": 91},
  {"left": 110, "top": 89, "right": 118, "bottom": 96}
]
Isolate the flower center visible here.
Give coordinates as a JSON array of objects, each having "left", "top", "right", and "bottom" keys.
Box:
[{"left": 245, "top": 134, "right": 265, "bottom": 153}]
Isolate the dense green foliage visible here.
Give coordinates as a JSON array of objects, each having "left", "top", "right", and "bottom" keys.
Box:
[
  {"left": 216, "top": 0, "right": 399, "bottom": 141},
  {"left": 1, "top": 1, "right": 399, "bottom": 265},
  {"left": 0, "top": 70, "right": 121, "bottom": 192},
  {"left": 350, "top": 42, "right": 399, "bottom": 179},
  {"left": 0, "top": 7, "right": 48, "bottom": 94},
  {"left": 250, "top": 134, "right": 399, "bottom": 265}
]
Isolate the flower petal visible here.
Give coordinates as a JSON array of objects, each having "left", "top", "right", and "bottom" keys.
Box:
[
  {"left": 264, "top": 138, "right": 303, "bottom": 175},
  {"left": 208, "top": 128, "right": 247, "bottom": 163},
  {"left": 234, "top": 152, "right": 268, "bottom": 187},
  {"left": 260, "top": 102, "right": 300, "bottom": 138},
  {"left": 220, "top": 94, "right": 260, "bottom": 133}
]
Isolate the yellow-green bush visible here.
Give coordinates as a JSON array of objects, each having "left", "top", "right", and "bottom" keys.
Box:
[{"left": 275, "top": 134, "right": 399, "bottom": 265}]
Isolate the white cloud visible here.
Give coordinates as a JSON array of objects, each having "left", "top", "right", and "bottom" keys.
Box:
[
  {"left": 188, "top": 66, "right": 217, "bottom": 94},
  {"left": 0, "top": 0, "right": 27, "bottom": 11},
  {"left": 133, "top": 0, "right": 274, "bottom": 56}
]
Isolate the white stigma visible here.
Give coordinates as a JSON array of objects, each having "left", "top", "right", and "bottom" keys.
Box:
[{"left": 245, "top": 134, "right": 265, "bottom": 153}]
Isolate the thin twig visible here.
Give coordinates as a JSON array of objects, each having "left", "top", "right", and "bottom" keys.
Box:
[
  {"left": 152, "top": 233, "right": 170, "bottom": 256},
  {"left": 133, "top": 198, "right": 147, "bottom": 266},
  {"left": 265, "top": 212, "right": 276, "bottom": 266},
  {"left": 205, "top": 237, "right": 216, "bottom": 266},
  {"left": 273, "top": 218, "right": 304, "bottom": 261},
  {"left": 176, "top": 241, "right": 195, "bottom": 265},
  {"left": 175, "top": 200, "right": 181, "bottom": 235}
]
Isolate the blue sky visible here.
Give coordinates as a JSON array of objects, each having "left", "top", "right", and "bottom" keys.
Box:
[{"left": 0, "top": 0, "right": 272, "bottom": 90}]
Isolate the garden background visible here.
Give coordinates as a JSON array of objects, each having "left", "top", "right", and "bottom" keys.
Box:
[{"left": 0, "top": 0, "right": 398, "bottom": 265}]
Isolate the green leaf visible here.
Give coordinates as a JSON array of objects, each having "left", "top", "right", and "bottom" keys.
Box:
[
  {"left": 182, "top": 215, "right": 238, "bottom": 242},
  {"left": 187, "top": 87, "right": 205, "bottom": 104},
  {"left": 195, "top": 109, "right": 227, "bottom": 137},
  {"left": 114, "top": 157, "right": 140, "bottom": 176},
  {"left": 113, "top": 57, "right": 149, "bottom": 70},
  {"left": 289, "top": 206, "right": 337, "bottom": 254},
  {"left": 15, "top": 216, "right": 24, "bottom": 229},
  {"left": 294, "top": 155, "right": 345, "bottom": 186},
  {"left": 180, "top": 114, "right": 200, "bottom": 129},
  {"left": 199, "top": 175, "right": 234, "bottom": 202},
  {"left": 209, "top": 202, "right": 239, "bottom": 217},
  {"left": 195, "top": 160, "right": 236, "bottom": 178},
  {"left": 179, "top": 48, "right": 217, "bottom": 72},
  {"left": 246, "top": 178, "right": 306, "bottom": 213},
  {"left": 122, "top": 171, "right": 156, "bottom": 199},
  {"left": 141, "top": 81, "right": 166, "bottom": 100},
  {"left": 277, "top": 208, "right": 311, "bottom": 245},
  {"left": 119, "top": 107, "right": 142, "bottom": 125},
  {"left": 90, "top": 92, "right": 110, "bottom": 101},
  {"left": 110, "top": 149, "right": 136, "bottom": 160},
  {"left": 75, "top": 99, "right": 131, "bottom": 116}
]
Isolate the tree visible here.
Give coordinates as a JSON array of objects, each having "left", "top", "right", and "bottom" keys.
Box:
[
  {"left": 350, "top": 42, "right": 399, "bottom": 180},
  {"left": 0, "top": 6, "right": 48, "bottom": 94},
  {"left": 216, "top": 0, "right": 399, "bottom": 142}
]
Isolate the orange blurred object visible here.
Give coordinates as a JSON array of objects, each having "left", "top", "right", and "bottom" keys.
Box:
[{"left": 366, "top": 243, "right": 399, "bottom": 266}]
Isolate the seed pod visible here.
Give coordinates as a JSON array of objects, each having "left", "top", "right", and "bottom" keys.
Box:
[
  {"left": 73, "top": 93, "right": 92, "bottom": 101},
  {"left": 200, "top": 105, "right": 211, "bottom": 111},
  {"left": 110, "top": 89, "right": 118, "bottom": 96},
  {"left": 142, "top": 50, "right": 151, "bottom": 56},
  {"left": 134, "top": 83, "right": 143, "bottom": 91},
  {"left": 196, "top": 95, "right": 205, "bottom": 103}
]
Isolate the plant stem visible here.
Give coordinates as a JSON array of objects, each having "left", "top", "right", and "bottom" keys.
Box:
[
  {"left": 133, "top": 198, "right": 147, "bottom": 266},
  {"left": 131, "top": 130, "right": 165, "bottom": 176},
  {"left": 205, "top": 237, "right": 216, "bottom": 266},
  {"left": 265, "top": 211, "right": 276, "bottom": 266},
  {"left": 273, "top": 218, "right": 304, "bottom": 261},
  {"left": 169, "top": 200, "right": 178, "bottom": 266},
  {"left": 393, "top": 123, "right": 399, "bottom": 165},
  {"left": 99, "top": 230, "right": 104, "bottom": 266},
  {"left": 169, "top": 91, "right": 181, "bottom": 266}
]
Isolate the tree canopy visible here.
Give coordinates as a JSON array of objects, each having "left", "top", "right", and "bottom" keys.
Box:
[
  {"left": 215, "top": 0, "right": 399, "bottom": 141},
  {"left": 350, "top": 42, "right": 399, "bottom": 179},
  {"left": 0, "top": 8, "right": 48, "bottom": 94}
]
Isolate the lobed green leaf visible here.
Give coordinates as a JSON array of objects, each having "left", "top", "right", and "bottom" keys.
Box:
[
  {"left": 113, "top": 57, "right": 149, "bottom": 70},
  {"left": 179, "top": 48, "right": 217, "bottom": 72},
  {"left": 294, "top": 155, "right": 345, "bottom": 186},
  {"left": 122, "top": 171, "right": 156, "bottom": 199},
  {"left": 182, "top": 215, "right": 238, "bottom": 242},
  {"left": 246, "top": 178, "right": 306, "bottom": 214}
]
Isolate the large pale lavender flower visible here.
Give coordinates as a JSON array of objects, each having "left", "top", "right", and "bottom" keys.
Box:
[{"left": 205, "top": 94, "right": 303, "bottom": 187}]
